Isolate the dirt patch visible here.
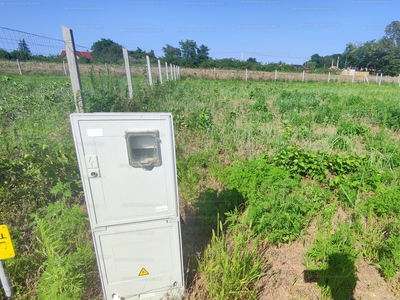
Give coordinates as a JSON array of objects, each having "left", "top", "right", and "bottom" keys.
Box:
[
  {"left": 259, "top": 242, "right": 321, "bottom": 299},
  {"left": 354, "top": 260, "right": 399, "bottom": 300},
  {"left": 257, "top": 242, "right": 398, "bottom": 300},
  {"left": 179, "top": 201, "right": 212, "bottom": 289},
  {"left": 253, "top": 211, "right": 399, "bottom": 300},
  {"left": 255, "top": 243, "right": 399, "bottom": 300}
]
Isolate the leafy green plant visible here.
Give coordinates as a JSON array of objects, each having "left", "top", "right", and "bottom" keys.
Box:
[
  {"left": 380, "top": 104, "right": 400, "bottom": 130},
  {"left": 314, "top": 105, "right": 341, "bottom": 125},
  {"left": 246, "top": 186, "right": 326, "bottom": 244},
  {"left": 296, "top": 124, "right": 314, "bottom": 140},
  {"left": 186, "top": 107, "right": 213, "bottom": 132},
  {"left": 337, "top": 122, "right": 369, "bottom": 136},
  {"left": 345, "top": 95, "right": 363, "bottom": 106},
  {"left": 376, "top": 220, "right": 400, "bottom": 280},
  {"left": 273, "top": 145, "right": 328, "bottom": 180},
  {"left": 219, "top": 156, "right": 330, "bottom": 244},
  {"left": 363, "top": 184, "right": 400, "bottom": 218},
  {"left": 249, "top": 98, "right": 272, "bottom": 122},
  {"left": 273, "top": 145, "right": 368, "bottom": 183}
]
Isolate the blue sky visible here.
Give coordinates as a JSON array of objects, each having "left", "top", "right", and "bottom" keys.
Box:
[{"left": 0, "top": 0, "right": 399, "bottom": 64}]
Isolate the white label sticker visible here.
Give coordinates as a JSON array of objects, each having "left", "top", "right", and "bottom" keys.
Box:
[
  {"left": 139, "top": 293, "right": 155, "bottom": 299},
  {"left": 156, "top": 205, "right": 168, "bottom": 212},
  {"left": 87, "top": 128, "right": 103, "bottom": 137}
]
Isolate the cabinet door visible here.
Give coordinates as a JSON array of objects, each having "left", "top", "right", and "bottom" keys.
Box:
[
  {"left": 71, "top": 114, "right": 179, "bottom": 227},
  {"left": 94, "top": 220, "right": 184, "bottom": 300}
]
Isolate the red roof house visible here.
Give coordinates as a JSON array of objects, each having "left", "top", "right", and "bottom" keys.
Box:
[{"left": 60, "top": 50, "right": 92, "bottom": 60}]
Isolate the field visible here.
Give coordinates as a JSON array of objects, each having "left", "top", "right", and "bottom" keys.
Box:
[
  {"left": 1, "top": 70, "right": 400, "bottom": 299},
  {"left": 2, "top": 59, "right": 400, "bottom": 84}
]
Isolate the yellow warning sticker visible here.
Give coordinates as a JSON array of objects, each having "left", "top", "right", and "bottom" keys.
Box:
[
  {"left": 138, "top": 268, "right": 149, "bottom": 276},
  {"left": 0, "top": 225, "right": 15, "bottom": 260}
]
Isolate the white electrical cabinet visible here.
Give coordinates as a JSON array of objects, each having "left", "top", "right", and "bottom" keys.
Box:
[{"left": 70, "top": 113, "right": 184, "bottom": 300}]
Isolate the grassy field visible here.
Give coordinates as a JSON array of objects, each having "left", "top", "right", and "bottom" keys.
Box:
[{"left": 1, "top": 70, "right": 400, "bottom": 299}]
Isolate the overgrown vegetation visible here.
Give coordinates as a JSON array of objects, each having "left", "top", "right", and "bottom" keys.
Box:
[
  {"left": 199, "top": 220, "right": 267, "bottom": 300},
  {"left": 1, "top": 72, "right": 400, "bottom": 299}
]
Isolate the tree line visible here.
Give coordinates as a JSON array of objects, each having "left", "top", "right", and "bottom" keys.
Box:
[
  {"left": 1, "top": 20, "right": 399, "bottom": 75},
  {"left": 0, "top": 39, "right": 64, "bottom": 62},
  {"left": 76, "top": 38, "right": 304, "bottom": 72},
  {"left": 306, "top": 21, "right": 400, "bottom": 76}
]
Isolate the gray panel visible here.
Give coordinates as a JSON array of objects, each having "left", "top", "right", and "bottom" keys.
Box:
[
  {"left": 70, "top": 113, "right": 184, "bottom": 300},
  {"left": 71, "top": 115, "right": 179, "bottom": 227},
  {"left": 94, "top": 221, "right": 184, "bottom": 300}
]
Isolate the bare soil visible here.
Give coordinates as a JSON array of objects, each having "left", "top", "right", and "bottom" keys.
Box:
[{"left": 256, "top": 242, "right": 399, "bottom": 300}]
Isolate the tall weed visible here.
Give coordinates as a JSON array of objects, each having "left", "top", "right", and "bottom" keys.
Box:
[
  {"left": 33, "top": 201, "right": 95, "bottom": 300},
  {"left": 198, "top": 219, "right": 267, "bottom": 300}
]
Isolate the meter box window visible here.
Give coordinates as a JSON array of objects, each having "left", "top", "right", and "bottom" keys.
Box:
[
  {"left": 125, "top": 130, "right": 162, "bottom": 169},
  {"left": 70, "top": 113, "right": 184, "bottom": 300}
]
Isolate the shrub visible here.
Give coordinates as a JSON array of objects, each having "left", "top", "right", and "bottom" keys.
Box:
[{"left": 34, "top": 201, "right": 96, "bottom": 300}]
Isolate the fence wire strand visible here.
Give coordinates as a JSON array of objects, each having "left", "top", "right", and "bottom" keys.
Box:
[{"left": 0, "top": 26, "right": 90, "bottom": 56}]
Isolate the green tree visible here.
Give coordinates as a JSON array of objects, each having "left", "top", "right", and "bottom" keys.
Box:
[
  {"left": 11, "top": 39, "right": 32, "bottom": 60},
  {"left": 197, "top": 44, "right": 210, "bottom": 61},
  {"left": 162, "top": 44, "right": 182, "bottom": 65},
  {"left": 179, "top": 40, "right": 198, "bottom": 67},
  {"left": 306, "top": 61, "right": 316, "bottom": 70},
  {"left": 147, "top": 49, "right": 156, "bottom": 59},
  {"left": 162, "top": 44, "right": 181, "bottom": 58},
  {"left": 0, "top": 49, "right": 11, "bottom": 59},
  {"left": 18, "top": 39, "right": 31, "bottom": 55},
  {"left": 162, "top": 41, "right": 211, "bottom": 67},
  {"left": 377, "top": 36, "right": 400, "bottom": 75},
  {"left": 129, "top": 47, "right": 156, "bottom": 61},
  {"left": 339, "top": 21, "right": 400, "bottom": 74},
  {"left": 91, "top": 38, "right": 123, "bottom": 63},
  {"left": 10, "top": 50, "right": 30, "bottom": 60},
  {"left": 179, "top": 39, "right": 198, "bottom": 61},
  {"left": 129, "top": 47, "right": 146, "bottom": 60},
  {"left": 385, "top": 20, "right": 400, "bottom": 47},
  {"left": 342, "top": 42, "right": 361, "bottom": 68},
  {"left": 310, "top": 53, "right": 322, "bottom": 68}
]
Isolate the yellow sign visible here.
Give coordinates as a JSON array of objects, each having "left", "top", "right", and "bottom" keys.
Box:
[
  {"left": 0, "top": 225, "right": 15, "bottom": 259},
  {"left": 138, "top": 268, "right": 149, "bottom": 276}
]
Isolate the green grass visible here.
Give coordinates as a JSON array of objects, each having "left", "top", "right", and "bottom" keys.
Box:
[
  {"left": 198, "top": 218, "right": 267, "bottom": 300},
  {"left": 1, "top": 72, "right": 400, "bottom": 299},
  {"left": 33, "top": 200, "right": 96, "bottom": 300}
]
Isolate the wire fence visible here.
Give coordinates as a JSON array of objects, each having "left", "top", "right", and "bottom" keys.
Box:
[
  {"left": 183, "top": 68, "right": 400, "bottom": 85},
  {"left": 0, "top": 27, "right": 168, "bottom": 80},
  {"left": 0, "top": 26, "right": 89, "bottom": 56},
  {"left": 0, "top": 26, "right": 399, "bottom": 86}
]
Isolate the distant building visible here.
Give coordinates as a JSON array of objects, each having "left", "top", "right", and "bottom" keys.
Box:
[{"left": 60, "top": 50, "right": 92, "bottom": 60}]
